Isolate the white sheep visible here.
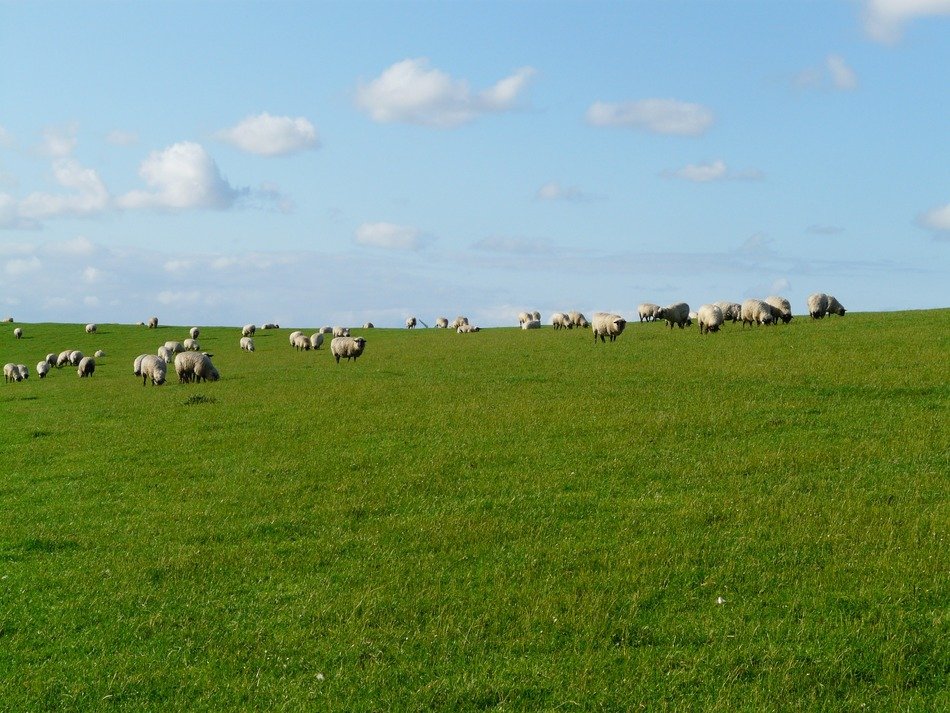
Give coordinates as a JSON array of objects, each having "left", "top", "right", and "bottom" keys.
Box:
[
  {"left": 550, "top": 312, "right": 572, "bottom": 330},
  {"left": 319, "top": 326, "right": 333, "bottom": 334},
  {"left": 714, "top": 301, "right": 743, "bottom": 323},
  {"left": 174, "top": 351, "right": 219, "bottom": 383},
  {"left": 435, "top": 317, "right": 449, "bottom": 329},
  {"left": 56, "top": 350, "right": 72, "bottom": 368},
  {"left": 765, "top": 296, "right": 793, "bottom": 324},
  {"left": 288, "top": 330, "right": 303, "bottom": 346},
  {"left": 405, "top": 317, "right": 417, "bottom": 329},
  {"left": 133, "top": 354, "right": 149, "bottom": 376},
  {"left": 450, "top": 316, "right": 469, "bottom": 329},
  {"left": 147, "top": 316, "right": 159, "bottom": 329},
  {"left": 517, "top": 311, "right": 532, "bottom": 326},
  {"left": 522, "top": 319, "right": 541, "bottom": 330},
  {"left": 240, "top": 336, "right": 255, "bottom": 352},
  {"left": 4, "top": 363, "right": 23, "bottom": 382},
  {"left": 807, "top": 293, "right": 828, "bottom": 319},
  {"left": 85, "top": 323, "right": 97, "bottom": 334},
  {"left": 568, "top": 311, "right": 590, "bottom": 329},
  {"left": 331, "top": 336, "right": 367, "bottom": 363},
  {"left": 14, "top": 327, "right": 23, "bottom": 339},
  {"left": 261, "top": 323, "right": 279, "bottom": 329},
  {"left": 741, "top": 298, "right": 776, "bottom": 327},
  {"left": 363, "top": 322, "right": 375, "bottom": 329},
  {"left": 457, "top": 324, "right": 480, "bottom": 333},
  {"left": 45, "top": 353, "right": 57, "bottom": 366},
  {"left": 637, "top": 303, "right": 660, "bottom": 322},
  {"left": 183, "top": 338, "right": 200, "bottom": 351},
  {"left": 16, "top": 364, "right": 29, "bottom": 380},
  {"left": 77, "top": 356, "right": 95, "bottom": 377},
  {"left": 242, "top": 324, "right": 256, "bottom": 337},
  {"left": 332, "top": 326, "right": 350, "bottom": 337},
  {"left": 656, "top": 303, "right": 691, "bottom": 329},
  {"left": 36, "top": 360, "right": 50, "bottom": 378},
  {"left": 309, "top": 333, "right": 324, "bottom": 350},
  {"left": 826, "top": 295, "right": 847, "bottom": 317},
  {"left": 163, "top": 341, "right": 184, "bottom": 354},
  {"left": 139, "top": 355, "right": 166, "bottom": 386},
  {"left": 189, "top": 327, "right": 200, "bottom": 339},
  {"left": 68, "top": 350, "right": 84, "bottom": 366},
  {"left": 157, "top": 346, "right": 174, "bottom": 363},
  {"left": 292, "top": 334, "right": 311, "bottom": 351},
  {"left": 94, "top": 350, "right": 105, "bottom": 358},
  {"left": 697, "top": 304, "right": 724, "bottom": 334},
  {"left": 592, "top": 312, "right": 626, "bottom": 342}
]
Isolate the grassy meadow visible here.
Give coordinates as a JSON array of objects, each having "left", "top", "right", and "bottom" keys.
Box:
[{"left": 1, "top": 311, "right": 948, "bottom": 710}]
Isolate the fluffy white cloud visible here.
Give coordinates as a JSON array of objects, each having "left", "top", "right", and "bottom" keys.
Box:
[
  {"left": 216, "top": 113, "right": 319, "bottom": 156},
  {"left": 585, "top": 99, "right": 714, "bottom": 136},
  {"left": 355, "top": 58, "right": 535, "bottom": 127},
  {"left": 919, "top": 202, "right": 950, "bottom": 231},
  {"left": 355, "top": 222, "right": 431, "bottom": 250},
  {"left": 40, "top": 125, "right": 78, "bottom": 157},
  {"left": 662, "top": 160, "right": 763, "bottom": 182},
  {"left": 117, "top": 142, "right": 244, "bottom": 210},
  {"left": 861, "top": 0, "right": 950, "bottom": 43},
  {"left": 18, "top": 159, "right": 110, "bottom": 220}
]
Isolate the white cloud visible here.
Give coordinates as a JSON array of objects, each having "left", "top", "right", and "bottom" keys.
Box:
[
  {"left": 662, "top": 160, "right": 764, "bottom": 182},
  {"left": 40, "top": 125, "right": 78, "bottom": 157},
  {"left": 472, "top": 236, "right": 553, "bottom": 255},
  {"left": 355, "top": 222, "right": 431, "bottom": 250},
  {"left": 164, "top": 259, "right": 195, "bottom": 273},
  {"left": 794, "top": 55, "right": 858, "bottom": 91},
  {"left": 18, "top": 159, "right": 110, "bottom": 220},
  {"left": 585, "top": 99, "right": 714, "bottom": 136},
  {"left": 535, "top": 181, "right": 591, "bottom": 202},
  {"left": 106, "top": 130, "right": 139, "bottom": 146},
  {"left": 117, "top": 142, "right": 244, "bottom": 210},
  {"left": 827, "top": 55, "right": 858, "bottom": 90},
  {"left": 82, "top": 266, "right": 102, "bottom": 283},
  {"left": 216, "top": 112, "right": 319, "bottom": 156},
  {"left": 355, "top": 58, "right": 535, "bottom": 127},
  {"left": 4, "top": 256, "right": 42, "bottom": 277},
  {"left": 918, "top": 202, "right": 950, "bottom": 231},
  {"left": 861, "top": 0, "right": 950, "bottom": 43}
]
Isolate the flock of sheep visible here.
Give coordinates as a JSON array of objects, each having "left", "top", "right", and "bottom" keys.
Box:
[{"left": 2, "top": 292, "right": 846, "bottom": 384}]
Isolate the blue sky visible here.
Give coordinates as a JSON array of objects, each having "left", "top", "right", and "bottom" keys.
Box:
[{"left": 1, "top": 0, "right": 948, "bottom": 327}]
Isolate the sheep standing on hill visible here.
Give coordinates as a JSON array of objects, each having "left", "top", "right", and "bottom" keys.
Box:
[
  {"left": 85, "top": 323, "right": 97, "bottom": 334},
  {"left": 164, "top": 341, "right": 184, "bottom": 354},
  {"left": 309, "top": 333, "right": 324, "bottom": 350},
  {"left": 242, "top": 324, "right": 256, "bottom": 337},
  {"left": 189, "top": 327, "right": 200, "bottom": 339},
  {"left": 457, "top": 324, "right": 480, "bottom": 333},
  {"left": 319, "top": 326, "right": 333, "bottom": 334},
  {"left": 405, "top": 317, "right": 417, "bottom": 329},
  {"left": 261, "top": 323, "right": 279, "bottom": 329},
  {"left": 826, "top": 295, "right": 846, "bottom": 317},
  {"left": 56, "top": 350, "right": 72, "bottom": 368},
  {"left": 240, "top": 336, "right": 255, "bottom": 351},
  {"left": 656, "top": 303, "right": 691, "bottom": 329},
  {"left": 715, "top": 301, "right": 743, "bottom": 323},
  {"left": 292, "top": 334, "right": 311, "bottom": 351},
  {"left": 4, "top": 363, "right": 23, "bottom": 382},
  {"left": 550, "top": 313, "right": 572, "bottom": 330},
  {"left": 435, "top": 317, "right": 449, "bottom": 328},
  {"left": 765, "top": 296, "right": 793, "bottom": 324},
  {"left": 175, "top": 351, "right": 219, "bottom": 383},
  {"left": 14, "top": 327, "right": 23, "bottom": 339},
  {"left": 697, "top": 304, "right": 724, "bottom": 334},
  {"left": 36, "top": 360, "right": 50, "bottom": 378},
  {"left": 522, "top": 319, "right": 541, "bottom": 330},
  {"left": 741, "top": 299, "right": 776, "bottom": 327},
  {"left": 147, "top": 317, "right": 158, "bottom": 329},
  {"left": 183, "top": 338, "right": 200, "bottom": 351},
  {"left": 331, "top": 336, "right": 367, "bottom": 363},
  {"left": 288, "top": 330, "right": 303, "bottom": 346},
  {"left": 68, "top": 351, "right": 84, "bottom": 366},
  {"left": 638, "top": 303, "right": 660, "bottom": 322},
  {"left": 1, "top": 317, "right": 12, "bottom": 323},
  {"left": 363, "top": 322, "right": 374, "bottom": 329},
  {"left": 450, "top": 316, "right": 469, "bottom": 329},
  {"left": 157, "top": 346, "right": 174, "bottom": 363},
  {"left": 592, "top": 312, "right": 626, "bottom": 343},
  {"left": 568, "top": 311, "right": 590, "bottom": 329},
  {"left": 517, "top": 312, "right": 532, "bottom": 326},
  {"left": 140, "top": 355, "right": 166, "bottom": 385},
  {"left": 332, "top": 326, "right": 350, "bottom": 338},
  {"left": 17, "top": 364, "right": 29, "bottom": 379},
  {"left": 77, "top": 357, "right": 95, "bottom": 377},
  {"left": 133, "top": 354, "right": 149, "bottom": 376}
]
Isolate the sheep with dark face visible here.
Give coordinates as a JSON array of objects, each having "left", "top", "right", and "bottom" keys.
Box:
[
  {"left": 551, "top": 313, "right": 572, "bottom": 330},
  {"left": 592, "top": 312, "right": 626, "bottom": 342},
  {"left": 331, "top": 336, "right": 367, "bottom": 363},
  {"left": 140, "top": 355, "right": 166, "bottom": 385},
  {"left": 405, "top": 317, "right": 417, "bottom": 329},
  {"left": 697, "top": 304, "right": 724, "bottom": 334},
  {"left": 568, "top": 311, "right": 590, "bottom": 329},
  {"left": 656, "top": 303, "right": 690, "bottom": 329},
  {"left": 741, "top": 299, "right": 776, "bottom": 327},
  {"left": 77, "top": 357, "right": 95, "bottom": 377},
  {"left": 765, "top": 296, "right": 793, "bottom": 324},
  {"left": 637, "top": 303, "right": 660, "bottom": 322},
  {"left": 4, "top": 363, "right": 23, "bottom": 382}
]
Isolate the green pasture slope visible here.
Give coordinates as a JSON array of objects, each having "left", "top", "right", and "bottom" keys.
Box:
[{"left": 1, "top": 311, "right": 947, "bottom": 710}]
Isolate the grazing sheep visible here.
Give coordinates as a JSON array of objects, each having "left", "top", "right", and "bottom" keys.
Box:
[
  {"left": 14, "top": 327, "right": 23, "bottom": 339},
  {"left": 56, "top": 350, "right": 72, "bottom": 368},
  {"left": 765, "top": 296, "right": 793, "bottom": 324},
  {"left": 568, "top": 311, "right": 590, "bottom": 329},
  {"left": 4, "top": 363, "right": 23, "bottom": 382},
  {"left": 697, "top": 304, "right": 724, "bottom": 334},
  {"left": 309, "top": 333, "right": 324, "bottom": 350},
  {"left": 242, "top": 324, "right": 256, "bottom": 337},
  {"left": 189, "top": 327, "right": 200, "bottom": 339},
  {"left": 522, "top": 319, "right": 541, "bottom": 330},
  {"left": 16, "top": 364, "right": 29, "bottom": 380},
  {"left": 807, "top": 293, "right": 828, "bottom": 319},
  {"left": 194, "top": 354, "right": 220, "bottom": 382},
  {"left": 175, "top": 351, "right": 219, "bottom": 383},
  {"left": 68, "top": 351, "right": 84, "bottom": 366},
  {"left": 85, "top": 323, "right": 97, "bottom": 334},
  {"left": 741, "top": 298, "right": 776, "bottom": 327},
  {"left": 164, "top": 341, "right": 184, "bottom": 354},
  {"left": 292, "top": 334, "right": 311, "bottom": 351},
  {"left": 450, "top": 316, "right": 469, "bottom": 329},
  {"left": 140, "top": 355, "right": 166, "bottom": 386},
  {"left": 457, "top": 324, "right": 481, "bottom": 333},
  {"left": 435, "top": 317, "right": 449, "bottom": 329},
  {"left": 288, "top": 330, "right": 303, "bottom": 346},
  {"left": 715, "top": 301, "right": 743, "bottom": 323},
  {"left": 133, "top": 354, "right": 149, "bottom": 376},
  {"left": 183, "top": 338, "right": 200, "bottom": 351},
  {"left": 656, "top": 303, "right": 691, "bottom": 329},
  {"left": 551, "top": 312, "right": 572, "bottom": 330},
  {"left": 517, "top": 311, "right": 532, "bottom": 326},
  {"left": 147, "top": 316, "right": 159, "bottom": 329},
  {"left": 45, "top": 353, "right": 56, "bottom": 366},
  {"left": 638, "top": 303, "right": 660, "bottom": 322},
  {"left": 332, "top": 326, "right": 350, "bottom": 337},
  {"left": 319, "top": 326, "right": 333, "bottom": 334},
  {"left": 77, "top": 357, "right": 95, "bottom": 377},
  {"left": 531, "top": 310, "right": 541, "bottom": 321},
  {"left": 405, "top": 317, "right": 417, "bottom": 329},
  {"left": 363, "top": 322, "right": 375, "bottom": 329},
  {"left": 240, "top": 336, "right": 255, "bottom": 351},
  {"left": 36, "top": 360, "right": 50, "bottom": 378},
  {"left": 157, "top": 346, "right": 174, "bottom": 363},
  {"left": 261, "top": 323, "right": 279, "bottom": 329},
  {"left": 94, "top": 350, "right": 105, "bottom": 358},
  {"left": 331, "top": 336, "right": 367, "bottom": 363},
  {"left": 826, "top": 295, "right": 847, "bottom": 317},
  {"left": 592, "top": 312, "right": 626, "bottom": 343}
]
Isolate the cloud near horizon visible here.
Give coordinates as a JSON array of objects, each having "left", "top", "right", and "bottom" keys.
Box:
[
  {"left": 861, "top": 0, "right": 950, "bottom": 43},
  {"left": 355, "top": 58, "right": 536, "bottom": 127},
  {"left": 215, "top": 113, "right": 320, "bottom": 156},
  {"left": 354, "top": 222, "right": 432, "bottom": 250},
  {"left": 585, "top": 98, "right": 714, "bottom": 136}
]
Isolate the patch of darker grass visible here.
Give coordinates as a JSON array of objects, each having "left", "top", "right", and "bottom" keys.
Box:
[{"left": 183, "top": 394, "right": 216, "bottom": 406}]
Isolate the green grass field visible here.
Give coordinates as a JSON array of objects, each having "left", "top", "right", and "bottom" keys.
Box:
[{"left": 1, "top": 312, "right": 948, "bottom": 710}]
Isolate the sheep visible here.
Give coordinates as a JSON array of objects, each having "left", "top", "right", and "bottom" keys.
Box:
[
  {"left": 56, "top": 350, "right": 72, "bottom": 368},
  {"left": 94, "top": 350, "right": 105, "bottom": 358},
  {"left": 435, "top": 317, "right": 449, "bottom": 329},
  {"left": 741, "top": 298, "right": 776, "bottom": 327},
  {"left": 16, "top": 364, "right": 29, "bottom": 380},
  {"left": 68, "top": 350, "right": 84, "bottom": 366},
  {"left": 147, "top": 316, "right": 159, "bottom": 329},
  {"left": 175, "top": 351, "right": 219, "bottom": 383},
  {"left": 332, "top": 326, "right": 350, "bottom": 337},
  {"left": 319, "top": 326, "right": 333, "bottom": 334},
  {"left": 550, "top": 312, "right": 572, "bottom": 330},
  {"left": 140, "top": 355, "right": 166, "bottom": 386},
  {"left": 288, "top": 330, "right": 303, "bottom": 346},
  {"left": 592, "top": 312, "right": 626, "bottom": 343},
  {"left": 765, "top": 296, "right": 793, "bottom": 324},
  {"left": 157, "top": 346, "right": 174, "bottom": 364},
  {"left": 405, "top": 317, "right": 417, "bottom": 329},
  {"left": 183, "top": 338, "right": 200, "bottom": 351},
  {"left": 457, "top": 324, "right": 481, "bottom": 333},
  {"left": 14, "top": 327, "right": 23, "bottom": 339},
  {"left": 242, "top": 324, "right": 256, "bottom": 337},
  {"left": 714, "top": 301, "right": 743, "bottom": 323},
  {"left": 309, "top": 333, "right": 324, "bottom": 350},
  {"left": 826, "top": 295, "right": 847, "bottom": 317},
  {"left": 163, "top": 341, "right": 184, "bottom": 354},
  {"left": 449, "top": 316, "right": 469, "bottom": 329},
  {"left": 240, "top": 336, "right": 255, "bottom": 352},
  {"left": 133, "top": 354, "right": 149, "bottom": 376},
  {"left": 45, "top": 353, "right": 57, "bottom": 366},
  {"left": 292, "top": 334, "right": 311, "bottom": 351},
  {"left": 36, "top": 360, "right": 50, "bottom": 378},
  {"left": 637, "top": 303, "right": 660, "bottom": 322},
  {"left": 363, "top": 322, "right": 375, "bottom": 329},
  {"left": 568, "top": 311, "right": 590, "bottom": 329},
  {"left": 807, "top": 293, "right": 828, "bottom": 319},
  {"left": 261, "top": 323, "right": 279, "bottom": 329},
  {"left": 85, "top": 323, "right": 97, "bottom": 334},
  {"left": 77, "top": 356, "right": 95, "bottom": 378},
  {"left": 189, "top": 327, "right": 200, "bottom": 339},
  {"left": 697, "top": 304, "right": 724, "bottom": 334},
  {"left": 517, "top": 311, "right": 532, "bottom": 326},
  {"left": 656, "top": 303, "right": 691, "bottom": 329},
  {"left": 522, "top": 319, "right": 541, "bottom": 330},
  {"left": 531, "top": 310, "right": 541, "bottom": 321},
  {"left": 4, "top": 363, "right": 23, "bottom": 382},
  {"left": 194, "top": 354, "right": 220, "bottom": 382},
  {"left": 331, "top": 336, "right": 367, "bottom": 363}
]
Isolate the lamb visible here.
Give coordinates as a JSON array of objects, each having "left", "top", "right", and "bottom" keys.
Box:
[
  {"left": 240, "top": 336, "right": 255, "bottom": 351},
  {"left": 14, "top": 327, "right": 23, "bottom": 339},
  {"left": 288, "top": 330, "right": 303, "bottom": 346},
  {"left": 94, "top": 350, "right": 105, "bottom": 358},
  {"left": 36, "top": 360, "right": 50, "bottom": 378},
  {"left": 568, "top": 311, "right": 590, "bottom": 329},
  {"left": 85, "top": 323, "right": 97, "bottom": 334},
  {"left": 765, "top": 296, "right": 793, "bottom": 324},
  {"left": 741, "top": 298, "right": 776, "bottom": 327},
  {"left": 592, "top": 312, "right": 626, "bottom": 342},
  {"left": 826, "top": 295, "right": 846, "bottom": 317},
  {"left": 715, "top": 301, "right": 743, "bottom": 323},
  {"left": 332, "top": 326, "right": 350, "bottom": 337},
  {"left": 147, "top": 316, "right": 159, "bottom": 329},
  {"left": 163, "top": 341, "right": 184, "bottom": 354},
  {"left": 16, "top": 364, "right": 29, "bottom": 380},
  {"left": 292, "top": 334, "right": 311, "bottom": 351},
  {"left": 157, "top": 346, "right": 174, "bottom": 363},
  {"left": 656, "top": 303, "right": 691, "bottom": 329},
  {"left": 331, "top": 336, "right": 367, "bottom": 363},
  {"left": 405, "top": 317, "right": 417, "bottom": 329},
  {"left": 4, "top": 363, "right": 22, "bottom": 382},
  {"left": 183, "top": 338, "right": 200, "bottom": 351},
  {"left": 68, "top": 351, "right": 84, "bottom": 366},
  {"left": 697, "top": 304, "right": 724, "bottom": 334},
  {"left": 242, "top": 324, "right": 256, "bottom": 337},
  {"left": 637, "top": 303, "right": 660, "bottom": 322},
  {"left": 309, "top": 333, "right": 324, "bottom": 350},
  {"left": 550, "top": 312, "right": 572, "bottom": 330},
  {"left": 449, "top": 316, "right": 469, "bottom": 329},
  {"left": 133, "top": 354, "right": 149, "bottom": 375},
  {"left": 140, "top": 355, "right": 166, "bottom": 386},
  {"left": 77, "top": 356, "right": 95, "bottom": 377},
  {"left": 457, "top": 324, "right": 480, "bottom": 333},
  {"left": 435, "top": 317, "right": 449, "bottom": 329}
]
